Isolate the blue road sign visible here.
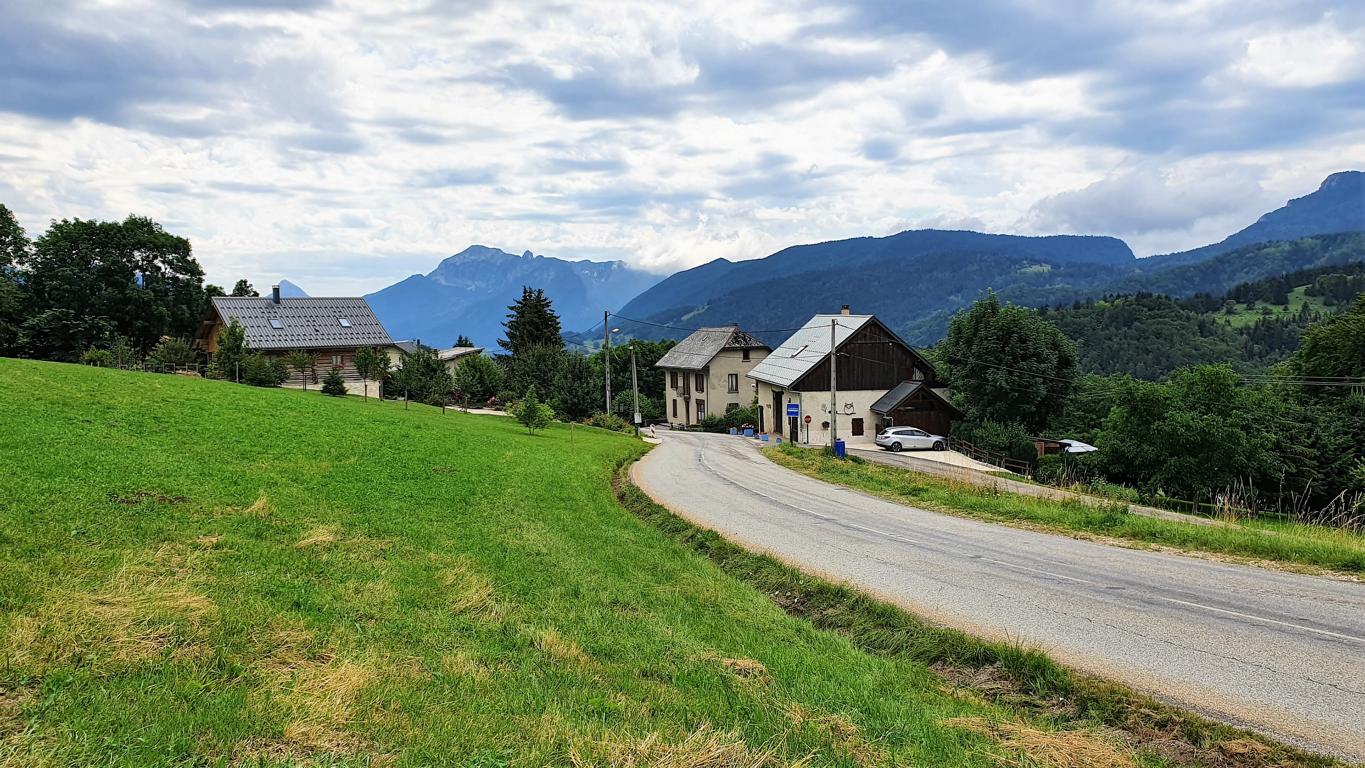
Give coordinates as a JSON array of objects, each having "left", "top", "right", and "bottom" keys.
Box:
[{"left": 785, "top": 402, "right": 800, "bottom": 418}]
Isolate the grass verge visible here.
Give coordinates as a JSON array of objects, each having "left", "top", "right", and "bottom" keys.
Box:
[
  {"left": 766, "top": 444, "right": 1365, "bottom": 576},
  {"left": 614, "top": 463, "right": 1342, "bottom": 768}
]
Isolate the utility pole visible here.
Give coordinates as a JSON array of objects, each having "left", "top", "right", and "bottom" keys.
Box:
[
  {"left": 603, "top": 310, "right": 612, "bottom": 414},
  {"left": 630, "top": 345, "right": 640, "bottom": 437},
  {"left": 829, "top": 318, "right": 838, "bottom": 447}
]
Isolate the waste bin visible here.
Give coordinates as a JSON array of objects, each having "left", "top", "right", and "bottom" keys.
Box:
[
  {"left": 833, "top": 439, "right": 846, "bottom": 458},
  {"left": 728, "top": 427, "right": 737, "bottom": 435},
  {"left": 743, "top": 427, "right": 754, "bottom": 437}
]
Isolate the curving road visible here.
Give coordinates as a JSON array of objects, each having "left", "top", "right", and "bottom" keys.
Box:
[{"left": 633, "top": 431, "right": 1365, "bottom": 760}]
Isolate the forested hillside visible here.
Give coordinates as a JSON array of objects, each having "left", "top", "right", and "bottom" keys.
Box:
[{"left": 1038, "top": 261, "right": 1365, "bottom": 379}]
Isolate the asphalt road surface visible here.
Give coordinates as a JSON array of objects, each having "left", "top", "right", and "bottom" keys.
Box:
[{"left": 633, "top": 432, "right": 1365, "bottom": 760}]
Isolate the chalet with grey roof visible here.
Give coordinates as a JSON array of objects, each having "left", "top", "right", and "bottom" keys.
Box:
[
  {"left": 748, "top": 306, "right": 958, "bottom": 444},
  {"left": 195, "top": 285, "right": 393, "bottom": 396},
  {"left": 655, "top": 325, "right": 770, "bottom": 426}
]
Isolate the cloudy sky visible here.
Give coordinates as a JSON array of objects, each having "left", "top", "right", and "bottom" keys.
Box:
[{"left": 3, "top": 0, "right": 1364, "bottom": 294}]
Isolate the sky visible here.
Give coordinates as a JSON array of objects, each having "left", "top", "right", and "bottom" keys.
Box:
[{"left": 2, "top": 0, "right": 1364, "bottom": 295}]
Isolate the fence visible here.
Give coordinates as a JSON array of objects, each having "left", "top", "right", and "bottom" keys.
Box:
[{"left": 946, "top": 436, "right": 1033, "bottom": 476}]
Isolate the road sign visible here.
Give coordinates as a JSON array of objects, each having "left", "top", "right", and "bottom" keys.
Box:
[
  {"left": 785, "top": 402, "right": 800, "bottom": 418},
  {"left": 804, "top": 415, "right": 812, "bottom": 424}
]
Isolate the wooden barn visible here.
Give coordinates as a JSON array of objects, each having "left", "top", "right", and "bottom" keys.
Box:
[{"left": 747, "top": 307, "right": 960, "bottom": 445}]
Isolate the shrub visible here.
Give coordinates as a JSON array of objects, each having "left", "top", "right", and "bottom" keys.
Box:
[
  {"left": 145, "top": 337, "right": 198, "bottom": 371},
  {"left": 453, "top": 353, "right": 504, "bottom": 404},
  {"left": 699, "top": 403, "right": 760, "bottom": 433},
  {"left": 80, "top": 347, "right": 113, "bottom": 367},
  {"left": 512, "top": 386, "right": 554, "bottom": 434},
  {"left": 241, "top": 353, "right": 288, "bottom": 387},
  {"left": 952, "top": 419, "right": 1036, "bottom": 466},
  {"left": 321, "top": 366, "right": 347, "bottom": 396},
  {"left": 390, "top": 348, "right": 453, "bottom": 403},
  {"left": 585, "top": 412, "right": 633, "bottom": 434}
]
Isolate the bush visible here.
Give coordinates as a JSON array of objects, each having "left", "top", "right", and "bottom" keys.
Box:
[
  {"left": 80, "top": 347, "right": 113, "bottom": 367},
  {"left": 145, "top": 337, "right": 198, "bottom": 371},
  {"left": 699, "top": 403, "right": 760, "bottom": 433},
  {"left": 453, "top": 353, "right": 504, "bottom": 403},
  {"left": 952, "top": 419, "right": 1037, "bottom": 466},
  {"left": 321, "top": 366, "right": 347, "bottom": 396},
  {"left": 241, "top": 353, "right": 288, "bottom": 387},
  {"left": 584, "top": 412, "right": 633, "bottom": 434},
  {"left": 390, "top": 348, "right": 453, "bottom": 403},
  {"left": 511, "top": 386, "right": 554, "bottom": 434}
]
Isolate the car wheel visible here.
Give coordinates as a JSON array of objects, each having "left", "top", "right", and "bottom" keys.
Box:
[
  {"left": 932, "top": 440, "right": 945, "bottom": 451},
  {"left": 890, "top": 442, "right": 902, "bottom": 452}
]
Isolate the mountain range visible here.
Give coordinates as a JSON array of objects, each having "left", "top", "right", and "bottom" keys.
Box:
[
  {"left": 350, "top": 171, "right": 1363, "bottom": 350},
  {"left": 363, "top": 246, "right": 659, "bottom": 348}
]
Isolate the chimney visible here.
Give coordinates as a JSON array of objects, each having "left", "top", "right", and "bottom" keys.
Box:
[
  {"left": 271, "top": 285, "right": 281, "bottom": 304},
  {"left": 840, "top": 304, "right": 850, "bottom": 316}
]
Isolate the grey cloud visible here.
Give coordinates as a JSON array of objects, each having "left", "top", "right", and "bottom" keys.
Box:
[
  {"left": 410, "top": 167, "right": 500, "bottom": 187},
  {"left": 860, "top": 137, "right": 900, "bottom": 161}
]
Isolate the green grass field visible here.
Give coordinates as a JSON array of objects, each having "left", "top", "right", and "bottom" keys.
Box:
[
  {"left": 767, "top": 445, "right": 1365, "bottom": 576},
  {"left": 1217, "top": 285, "right": 1329, "bottom": 329},
  {"left": 0, "top": 359, "right": 1344, "bottom": 767},
  {"left": 0, "top": 360, "right": 1103, "bottom": 766}
]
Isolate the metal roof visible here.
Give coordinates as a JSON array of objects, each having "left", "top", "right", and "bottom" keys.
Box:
[
  {"left": 654, "top": 325, "right": 769, "bottom": 371},
  {"left": 746, "top": 314, "right": 872, "bottom": 388},
  {"left": 210, "top": 296, "right": 392, "bottom": 351},
  {"left": 871, "top": 380, "right": 961, "bottom": 416},
  {"left": 870, "top": 381, "right": 922, "bottom": 414},
  {"left": 437, "top": 346, "right": 483, "bottom": 361}
]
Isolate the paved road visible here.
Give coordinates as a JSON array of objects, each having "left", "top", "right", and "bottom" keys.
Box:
[{"left": 633, "top": 432, "right": 1365, "bottom": 760}]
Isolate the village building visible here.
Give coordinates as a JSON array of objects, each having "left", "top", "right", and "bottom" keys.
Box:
[
  {"left": 747, "top": 307, "right": 959, "bottom": 445},
  {"left": 195, "top": 285, "right": 393, "bottom": 396},
  {"left": 437, "top": 345, "right": 484, "bottom": 375},
  {"left": 655, "top": 325, "right": 771, "bottom": 426}
]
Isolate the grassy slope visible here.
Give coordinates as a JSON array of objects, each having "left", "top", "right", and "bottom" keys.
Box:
[
  {"left": 767, "top": 445, "right": 1365, "bottom": 576},
  {"left": 1219, "top": 285, "right": 1329, "bottom": 329},
  {"left": 0, "top": 359, "right": 1067, "bottom": 767}
]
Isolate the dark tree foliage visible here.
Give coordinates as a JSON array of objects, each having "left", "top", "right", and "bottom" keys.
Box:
[
  {"left": 1289, "top": 294, "right": 1365, "bottom": 381},
  {"left": 230, "top": 279, "right": 259, "bottom": 297},
  {"left": 0, "top": 204, "right": 31, "bottom": 356},
  {"left": 1095, "top": 366, "right": 1281, "bottom": 501},
  {"left": 322, "top": 366, "right": 347, "bottom": 397},
  {"left": 454, "top": 334, "right": 473, "bottom": 347},
  {"left": 211, "top": 320, "right": 248, "bottom": 380},
  {"left": 499, "top": 287, "right": 562, "bottom": 355},
  {"left": 551, "top": 353, "right": 601, "bottom": 421},
  {"left": 593, "top": 338, "right": 675, "bottom": 404},
  {"left": 22, "top": 216, "right": 204, "bottom": 360},
  {"left": 502, "top": 344, "right": 564, "bottom": 401},
  {"left": 944, "top": 294, "right": 1076, "bottom": 432},
  {"left": 390, "top": 348, "right": 454, "bottom": 403},
  {"left": 451, "top": 353, "right": 504, "bottom": 404}
]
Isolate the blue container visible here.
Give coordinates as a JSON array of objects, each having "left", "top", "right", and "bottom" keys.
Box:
[
  {"left": 760, "top": 434, "right": 769, "bottom": 442},
  {"left": 743, "top": 427, "right": 754, "bottom": 437},
  {"left": 728, "top": 427, "right": 738, "bottom": 435},
  {"left": 833, "top": 439, "right": 846, "bottom": 458}
]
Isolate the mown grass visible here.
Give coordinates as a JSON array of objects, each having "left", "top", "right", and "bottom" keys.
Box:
[
  {"left": 0, "top": 358, "right": 1192, "bottom": 767},
  {"left": 767, "top": 444, "right": 1365, "bottom": 576}
]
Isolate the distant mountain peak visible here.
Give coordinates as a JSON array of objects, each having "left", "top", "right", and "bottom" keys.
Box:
[{"left": 277, "top": 279, "right": 309, "bottom": 298}]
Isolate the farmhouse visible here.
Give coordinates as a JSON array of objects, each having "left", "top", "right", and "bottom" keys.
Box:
[
  {"left": 747, "top": 307, "right": 959, "bottom": 445},
  {"left": 437, "top": 345, "right": 484, "bottom": 374},
  {"left": 655, "top": 325, "right": 771, "bottom": 426},
  {"left": 195, "top": 285, "right": 393, "bottom": 396}
]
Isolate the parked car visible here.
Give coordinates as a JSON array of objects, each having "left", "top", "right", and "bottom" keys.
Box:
[{"left": 875, "top": 426, "right": 946, "bottom": 452}]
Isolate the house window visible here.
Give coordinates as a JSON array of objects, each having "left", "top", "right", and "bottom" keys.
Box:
[
  {"left": 696, "top": 400, "right": 706, "bottom": 421},
  {"left": 338, "top": 318, "right": 352, "bottom": 328},
  {"left": 727, "top": 373, "right": 738, "bottom": 392},
  {"left": 672, "top": 399, "right": 678, "bottom": 418},
  {"left": 670, "top": 371, "right": 678, "bottom": 389},
  {"left": 331, "top": 354, "right": 342, "bottom": 367},
  {"left": 725, "top": 402, "right": 739, "bottom": 413},
  {"left": 742, "top": 349, "right": 750, "bottom": 361},
  {"left": 851, "top": 418, "right": 864, "bottom": 437},
  {"left": 269, "top": 319, "right": 283, "bottom": 329},
  {"left": 694, "top": 373, "right": 704, "bottom": 391}
]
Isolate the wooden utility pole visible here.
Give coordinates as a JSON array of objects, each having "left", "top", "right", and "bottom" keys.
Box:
[
  {"left": 829, "top": 318, "right": 838, "bottom": 447},
  {"left": 603, "top": 310, "right": 612, "bottom": 414},
  {"left": 630, "top": 346, "right": 640, "bottom": 437}
]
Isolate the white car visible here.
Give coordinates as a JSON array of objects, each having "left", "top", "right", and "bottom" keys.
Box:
[{"left": 875, "top": 426, "right": 946, "bottom": 452}]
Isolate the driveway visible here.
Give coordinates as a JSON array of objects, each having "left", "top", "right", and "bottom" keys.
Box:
[{"left": 633, "top": 431, "right": 1365, "bottom": 760}]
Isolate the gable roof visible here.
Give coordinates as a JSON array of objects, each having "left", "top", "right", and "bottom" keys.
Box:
[
  {"left": 654, "top": 325, "right": 769, "bottom": 371},
  {"left": 870, "top": 380, "right": 961, "bottom": 417},
  {"left": 438, "top": 346, "right": 483, "bottom": 362},
  {"left": 209, "top": 297, "right": 392, "bottom": 351},
  {"left": 746, "top": 314, "right": 872, "bottom": 388}
]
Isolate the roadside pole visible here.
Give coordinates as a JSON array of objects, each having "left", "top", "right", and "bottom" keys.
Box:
[
  {"left": 630, "top": 346, "right": 640, "bottom": 438},
  {"left": 603, "top": 310, "right": 612, "bottom": 414},
  {"left": 829, "top": 318, "right": 838, "bottom": 447}
]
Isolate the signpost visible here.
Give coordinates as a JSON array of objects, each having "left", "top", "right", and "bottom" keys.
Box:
[{"left": 785, "top": 402, "right": 800, "bottom": 418}]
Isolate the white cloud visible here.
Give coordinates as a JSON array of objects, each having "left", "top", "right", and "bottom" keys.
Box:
[{"left": 0, "top": 0, "right": 1363, "bottom": 293}]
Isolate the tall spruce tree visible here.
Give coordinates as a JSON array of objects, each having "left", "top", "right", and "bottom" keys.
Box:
[
  {"left": 498, "top": 287, "right": 562, "bottom": 355},
  {"left": 0, "top": 204, "right": 30, "bottom": 356}
]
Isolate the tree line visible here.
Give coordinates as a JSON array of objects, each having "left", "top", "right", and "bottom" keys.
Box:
[{"left": 937, "top": 292, "right": 1365, "bottom": 527}]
